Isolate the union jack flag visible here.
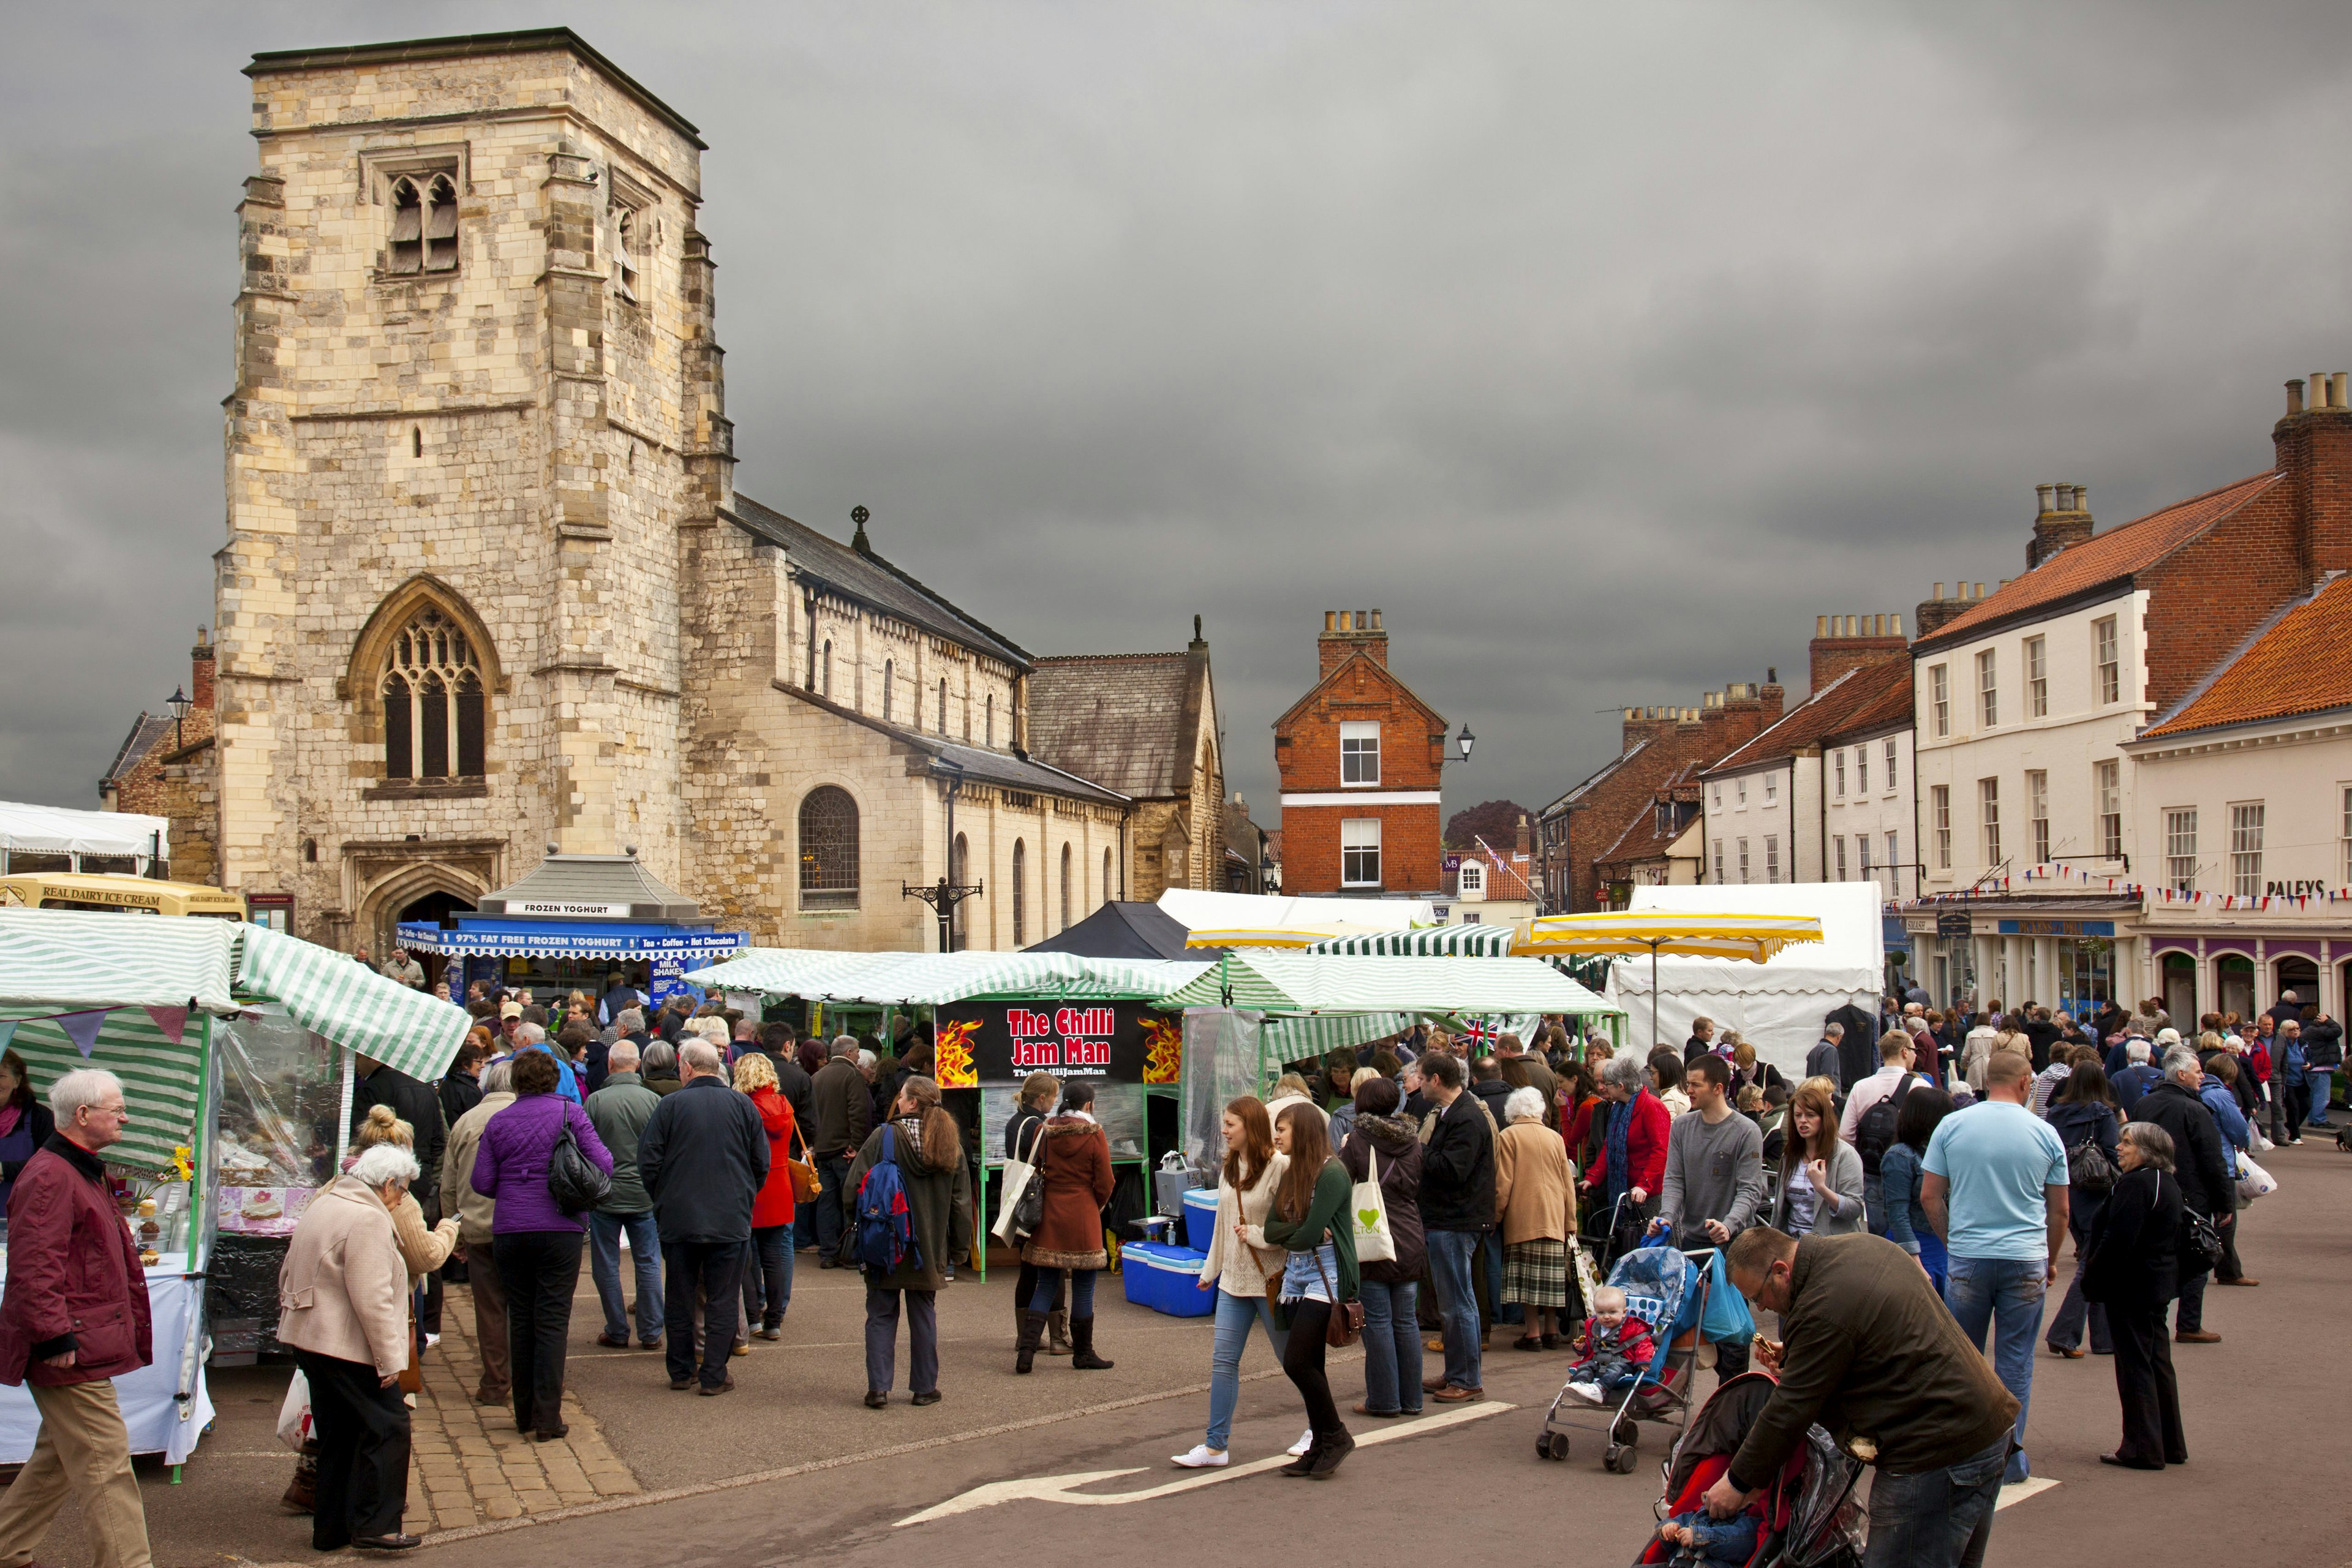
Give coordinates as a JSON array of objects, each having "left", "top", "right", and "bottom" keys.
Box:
[{"left": 1459, "top": 1018, "right": 1496, "bottom": 1046}]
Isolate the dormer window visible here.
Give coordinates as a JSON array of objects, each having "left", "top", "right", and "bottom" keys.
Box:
[{"left": 388, "top": 174, "right": 458, "bottom": 275}]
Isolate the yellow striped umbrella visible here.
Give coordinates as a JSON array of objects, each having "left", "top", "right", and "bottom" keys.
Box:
[{"left": 1518, "top": 911, "right": 1824, "bottom": 1045}]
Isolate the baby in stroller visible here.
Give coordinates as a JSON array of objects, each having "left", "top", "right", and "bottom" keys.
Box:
[
  {"left": 1653, "top": 1506, "right": 1762, "bottom": 1566},
  {"left": 1566, "top": 1285, "right": 1659, "bottom": 1403}
]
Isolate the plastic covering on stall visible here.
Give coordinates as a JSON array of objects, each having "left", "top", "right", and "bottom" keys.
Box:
[
  {"left": 213, "top": 1006, "right": 349, "bottom": 1235},
  {"left": 1179, "top": 1007, "right": 1264, "bottom": 1178}
]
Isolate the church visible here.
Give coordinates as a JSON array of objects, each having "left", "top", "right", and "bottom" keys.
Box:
[{"left": 160, "top": 28, "right": 1222, "bottom": 954}]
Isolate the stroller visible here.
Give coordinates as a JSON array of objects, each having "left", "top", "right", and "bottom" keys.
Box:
[
  {"left": 1632, "top": 1370, "right": 1864, "bottom": 1568},
  {"left": 1537, "top": 1243, "right": 1717, "bottom": 1474}
]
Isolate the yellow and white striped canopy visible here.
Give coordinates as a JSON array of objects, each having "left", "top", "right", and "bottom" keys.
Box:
[
  {"left": 1518, "top": 911, "right": 1823, "bottom": 963},
  {"left": 1183, "top": 921, "right": 1398, "bottom": 951}
]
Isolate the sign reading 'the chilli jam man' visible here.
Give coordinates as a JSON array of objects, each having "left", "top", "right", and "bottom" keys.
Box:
[{"left": 934, "top": 1001, "right": 1181, "bottom": 1087}]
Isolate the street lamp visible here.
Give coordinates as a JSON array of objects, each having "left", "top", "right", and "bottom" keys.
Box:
[
  {"left": 165, "top": 685, "right": 193, "bottom": 752},
  {"left": 1455, "top": 722, "right": 1476, "bottom": 763}
]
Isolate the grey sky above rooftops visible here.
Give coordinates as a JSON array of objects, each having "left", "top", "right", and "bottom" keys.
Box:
[{"left": 9, "top": 2, "right": 2352, "bottom": 825}]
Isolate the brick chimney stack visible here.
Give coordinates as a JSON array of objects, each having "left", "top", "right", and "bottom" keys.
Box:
[
  {"left": 2274, "top": 373, "right": 2352, "bottom": 576},
  {"left": 1915, "top": 581, "right": 1989, "bottom": 640},
  {"left": 2026, "top": 483, "right": 2096, "bottom": 571},
  {"left": 190, "top": 626, "right": 216, "bottom": 711},
  {"left": 1318, "top": 608, "right": 1389, "bottom": 677},
  {"left": 1809, "top": 612, "right": 1909, "bottom": 693}
]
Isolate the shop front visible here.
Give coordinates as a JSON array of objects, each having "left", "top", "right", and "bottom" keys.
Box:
[
  {"left": 1899, "top": 897, "right": 2143, "bottom": 1016},
  {"left": 2135, "top": 913, "right": 2351, "bottom": 1025}
]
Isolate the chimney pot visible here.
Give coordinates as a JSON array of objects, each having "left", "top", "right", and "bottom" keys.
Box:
[
  {"left": 2035, "top": 484, "right": 2053, "bottom": 514},
  {"left": 1816, "top": 614, "right": 1827, "bottom": 637},
  {"left": 1974, "top": 582, "right": 1985, "bottom": 598},
  {"left": 2075, "top": 484, "right": 2088, "bottom": 513},
  {"left": 2289, "top": 379, "right": 2307, "bottom": 416},
  {"left": 1370, "top": 608, "right": 1382, "bottom": 630},
  {"left": 1893, "top": 611, "right": 1904, "bottom": 636},
  {"left": 1323, "top": 611, "right": 1335, "bottom": 632},
  {"left": 1933, "top": 582, "right": 1943, "bottom": 600},
  {"left": 2315, "top": 373, "right": 2328, "bottom": 412},
  {"left": 2333, "top": 372, "right": 2346, "bottom": 409}
]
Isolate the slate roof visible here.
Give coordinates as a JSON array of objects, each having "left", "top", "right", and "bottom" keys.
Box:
[
  {"left": 1026, "top": 652, "right": 1200, "bottom": 800},
  {"left": 2141, "top": 572, "right": 2352, "bottom": 739},
  {"left": 1705, "top": 660, "right": 1913, "bottom": 775},
  {"left": 476, "top": 854, "right": 705, "bottom": 921},
  {"left": 1915, "top": 470, "right": 2283, "bottom": 651},
  {"left": 786, "top": 684, "right": 1130, "bottom": 807},
  {"left": 100, "top": 713, "right": 173, "bottom": 788},
  {"left": 728, "top": 496, "right": 1031, "bottom": 669}
]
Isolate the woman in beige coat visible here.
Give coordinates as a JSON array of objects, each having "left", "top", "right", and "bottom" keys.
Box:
[
  {"left": 1494, "top": 1087, "right": 1576, "bottom": 1351},
  {"left": 278, "top": 1143, "right": 426, "bottom": 1552}
]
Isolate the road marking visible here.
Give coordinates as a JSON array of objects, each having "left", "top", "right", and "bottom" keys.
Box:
[
  {"left": 893, "top": 1401, "right": 1515, "bottom": 1526},
  {"left": 1995, "top": 1477, "right": 2059, "bottom": 1510}
]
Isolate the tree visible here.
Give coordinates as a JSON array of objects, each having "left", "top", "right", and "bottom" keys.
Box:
[{"left": 1445, "top": 799, "right": 1534, "bottom": 853}]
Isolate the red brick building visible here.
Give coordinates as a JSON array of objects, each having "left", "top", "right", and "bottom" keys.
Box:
[
  {"left": 1273, "top": 610, "right": 1448, "bottom": 895},
  {"left": 1536, "top": 680, "right": 1784, "bottom": 913},
  {"left": 97, "top": 629, "right": 220, "bottom": 884}
]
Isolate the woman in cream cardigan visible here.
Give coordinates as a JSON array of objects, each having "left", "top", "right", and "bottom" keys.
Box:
[
  {"left": 278, "top": 1143, "right": 429, "bottom": 1552},
  {"left": 1173, "top": 1096, "right": 1295, "bottom": 1469}
]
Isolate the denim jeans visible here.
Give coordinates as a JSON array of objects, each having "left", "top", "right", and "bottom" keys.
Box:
[
  {"left": 1357, "top": 1278, "right": 1422, "bottom": 1414},
  {"left": 741, "top": 1224, "right": 793, "bottom": 1330},
  {"left": 1204, "top": 1288, "right": 1286, "bottom": 1450},
  {"left": 2306, "top": 1068, "right": 2335, "bottom": 1125},
  {"left": 815, "top": 1154, "right": 853, "bottom": 1258},
  {"left": 1033, "top": 1268, "right": 1096, "bottom": 1317},
  {"left": 1861, "top": 1436, "right": 2007, "bottom": 1568},
  {"left": 587, "top": 1209, "right": 663, "bottom": 1344},
  {"left": 2044, "top": 1193, "right": 2109, "bottom": 1355},
  {"left": 1426, "top": 1229, "right": 1484, "bottom": 1390},
  {"left": 1943, "top": 1255, "right": 2044, "bottom": 1483}
]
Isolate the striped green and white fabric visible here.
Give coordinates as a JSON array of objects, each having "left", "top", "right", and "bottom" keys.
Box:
[
  {"left": 235, "top": 924, "right": 473, "bottom": 1082},
  {"left": 1306, "top": 926, "right": 1515, "bottom": 957},
  {"left": 0, "top": 1005, "right": 202, "bottom": 1174},
  {"left": 0, "top": 908, "right": 238, "bottom": 1011},
  {"left": 1158, "top": 953, "right": 1619, "bottom": 1016},
  {"left": 1262, "top": 1011, "right": 1415, "bottom": 1060}
]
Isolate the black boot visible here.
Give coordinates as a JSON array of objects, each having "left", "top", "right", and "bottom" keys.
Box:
[
  {"left": 1015, "top": 1310, "right": 1047, "bottom": 1374},
  {"left": 1308, "top": 1427, "right": 1355, "bottom": 1478},
  {"left": 1070, "top": 1315, "right": 1114, "bottom": 1370},
  {"left": 1280, "top": 1433, "right": 1324, "bottom": 1477}
]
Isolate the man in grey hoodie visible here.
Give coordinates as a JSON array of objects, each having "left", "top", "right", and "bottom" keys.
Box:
[{"left": 1648, "top": 1055, "right": 1763, "bottom": 1380}]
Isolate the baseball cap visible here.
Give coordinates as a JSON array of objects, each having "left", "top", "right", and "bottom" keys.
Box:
[{"left": 500, "top": 1001, "right": 524, "bottom": 1020}]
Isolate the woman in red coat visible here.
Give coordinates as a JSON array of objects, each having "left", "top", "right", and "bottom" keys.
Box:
[
  {"left": 1017, "top": 1080, "right": 1116, "bottom": 1373},
  {"left": 1579, "top": 1052, "right": 1670, "bottom": 1245},
  {"left": 733, "top": 1054, "right": 797, "bottom": 1340}
]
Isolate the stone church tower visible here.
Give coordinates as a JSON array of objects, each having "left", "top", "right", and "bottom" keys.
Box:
[{"left": 216, "top": 31, "right": 727, "bottom": 947}]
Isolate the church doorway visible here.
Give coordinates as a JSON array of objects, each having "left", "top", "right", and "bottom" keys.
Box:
[{"left": 398, "top": 889, "right": 473, "bottom": 929}]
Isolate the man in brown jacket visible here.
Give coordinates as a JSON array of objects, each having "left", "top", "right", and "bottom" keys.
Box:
[
  {"left": 440, "top": 1058, "right": 517, "bottom": 1404},
  {"left": 0, "top": 1068, "right": 154, "bottom": 1568},
  {"left": 1709, "top": 1227, "right": 2019, "bottom": 1568}
]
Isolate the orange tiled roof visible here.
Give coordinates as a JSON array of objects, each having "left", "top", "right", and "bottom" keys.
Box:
[
  {"left": 1915, "top": 470, "right": 2282, "bottom": 650},
  {"left": 1705, "top": 660, "right": 1913, "bottom": 774},
  {"left": 2141, "top": 573, "right": 2352, "bottom": 738}
]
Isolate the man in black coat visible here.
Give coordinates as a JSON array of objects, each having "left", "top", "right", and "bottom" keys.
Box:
[
  {"left": 1826, "top": 1002, "right": 1878, "bottom": 1089},
  {"left": 1684, "top": 1017, "right": 1717, "bottom": 1068},
  {"left": 761, "top": 1022, "right": 815, "bottom": 1135},
  {"left": 2022, "top": 1008, "right": 2060, "bottom": 1074},
  {"left": 1417, "top": 1054, "right": 1495, "bottom": 1403},
  {"left": 2130, "top": 1050, "right": 2234, "bottom": 1346},
  {"left": 638, "top": 1040, "right": 770, "bottom": 1395},
  {"left": 350, "top": 1060, "right": 446, "bottom": 1215}
]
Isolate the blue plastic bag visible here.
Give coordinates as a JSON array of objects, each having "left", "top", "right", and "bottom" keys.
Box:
[{"left": 1698, "top": 1247, "right": 1756, "bottom": 1344}]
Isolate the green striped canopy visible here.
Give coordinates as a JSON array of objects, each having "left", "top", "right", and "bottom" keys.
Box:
[
  {"left": 235, "top": 924, "right": 471, "bottom": 1081},
  {"left": 1158, "top": 952, "right": 1620, "bottom": 1016},
  {"left": 685, "top": 948, "right": 1208, "bottom": 1005},
  {"left": 1305, "top": 925, "right": 1515, "bottom": 957},
  {"left": 1262, "top": 1012, "right": 1416, "bottom": 1060},
  {"left": 0, "top": 1006, "right": 202, "bottom": 1174}
]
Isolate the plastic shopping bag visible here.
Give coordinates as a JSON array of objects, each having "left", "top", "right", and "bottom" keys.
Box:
[
  {"left": 276, "top": 1368, "right": 312, "bottom": 1453},
  {"left": 2236, "top": 1152, "right": 2278, "bottom": 1203}
]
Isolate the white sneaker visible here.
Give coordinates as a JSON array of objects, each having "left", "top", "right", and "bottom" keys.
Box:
[
  {"left": 1170, "top": 1445, "right": 1229, "bottom": 1468},
  {"left": 1569, "top": 1381, "right": 1602, "bottom": 1404},
  {"left": 424, "top": 1333, "right": 442, "bottom": 1350},
  {"left": 1287, "top": 1429, "right": 1314, "bottom": 1457}
]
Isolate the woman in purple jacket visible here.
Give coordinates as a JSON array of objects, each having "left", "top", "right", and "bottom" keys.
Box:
[{"left": 472, "top": 1050, "right": 612, "bottom": 1439}]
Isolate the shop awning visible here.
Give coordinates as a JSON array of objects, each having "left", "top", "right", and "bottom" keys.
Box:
[
  {"left": 395, "top": 920, "right": 749, "bottom": 963},
  {"left": 685, "top": 948, "right": 1207, "bottom": 1006},
  {"left": 1158, "top": 952, "right": 1619, "bottom": 1016},
  {"left": 1305, "top": 925, "right": 1515, "bottom": 957}
]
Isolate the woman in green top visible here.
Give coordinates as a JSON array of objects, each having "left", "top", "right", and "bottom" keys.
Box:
[{"left": 1242, "top": 1102, "right": 1360, "bottom": 1479}]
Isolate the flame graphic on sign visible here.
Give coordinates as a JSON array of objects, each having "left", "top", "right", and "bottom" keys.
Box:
[
  {"left": 933, "top": 1018, "right": 981, "bottom": 1087},
  {"left": 1141, "top": 1016, "right": 1183, "bottom": 1084}
]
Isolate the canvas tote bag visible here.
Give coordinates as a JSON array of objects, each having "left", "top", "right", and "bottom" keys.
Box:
[
  {"left": 1349, "top": 1147, "right": 1396, "bottom": 1265},
  {"left": 992, "top": 1114, "right": 1050, "bottom": 1244}
]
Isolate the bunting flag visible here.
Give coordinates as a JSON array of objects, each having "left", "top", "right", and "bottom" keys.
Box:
[
  {"left": 141, "top": 1006, "right": 189, "bottom": 1045},
  {"left": 55, "top": 1011, "right": 108, "bottom": 1058},
  {"left": 0, "top": 1020, "right": 12, "bottom": 1052}
]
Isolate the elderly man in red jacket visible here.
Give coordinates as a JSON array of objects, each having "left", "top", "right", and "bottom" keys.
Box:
[{"left": 0, "top": 1067, "right": 154, "bottom": 1567}]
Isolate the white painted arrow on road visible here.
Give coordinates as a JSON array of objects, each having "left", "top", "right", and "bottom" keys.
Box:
[{"left": 895, "top": 1401, "right": 1514, "bottom": 1526}]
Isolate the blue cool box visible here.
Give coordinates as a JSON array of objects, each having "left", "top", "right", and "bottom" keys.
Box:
[
  {"left": 1120, "top": 1241, "right": 1215, "bottom": 1316},
  {"left": 1182, "top": 1185, "right": 1219, "bottom": 1251}
]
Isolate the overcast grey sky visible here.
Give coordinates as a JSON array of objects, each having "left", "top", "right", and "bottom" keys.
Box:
[{"left": 7, "top": 1, "right": 2352, "bottom": 827}]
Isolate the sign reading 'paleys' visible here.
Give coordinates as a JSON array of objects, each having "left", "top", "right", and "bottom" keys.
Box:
[{"left": 932, "top": 1001, "right": 1183, "bottom": 1088}]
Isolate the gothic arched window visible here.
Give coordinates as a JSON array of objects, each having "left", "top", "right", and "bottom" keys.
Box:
[
  {"left": 1011, "top": 839, "right": 1027, "bottom": 946},
  {"left": 1060, "top": 843, "right": 1072, "bottom": 932},
  {"left": 382, "top": 607, "right": 484, "bottom": 779},
  {"left": 882, "top": 659, "right": 894, "bottom": 722},
  {"left": 389, "top": 174, "right": 458, "bottom": 275},
  {"left": 938, "top": 678, "right": 948, "bottom": 735},
  {"left": 951, "top": 834, "right": 970, "bottom": 950},
  {"left": 797, "top": 786, "right": 859, "bottom": 911},
  {"left": 1102, "top": 847, "right": 1113, "bottom": 909},
  {"left": 986, "top": 693, "right": 995, "bottom": 747}
]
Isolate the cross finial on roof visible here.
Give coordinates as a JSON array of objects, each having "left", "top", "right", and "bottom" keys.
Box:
[{"left": 851, "top": 504, "right": 871, "bottom": 555}]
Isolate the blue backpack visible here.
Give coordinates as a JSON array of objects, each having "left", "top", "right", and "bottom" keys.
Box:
[{"left": 854, "top": 1127, "right": 922, "bottom": 1275}]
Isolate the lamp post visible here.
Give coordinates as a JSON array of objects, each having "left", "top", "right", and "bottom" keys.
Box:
[
  {"left": 165, "top": 686, "right": 193, "bottom": 752},
  {"left": 1455, "top": 722, "right": 1476, "bottom": 763},
  {"left": 903, "top": 758, "right": 984, "bottom": 952}
]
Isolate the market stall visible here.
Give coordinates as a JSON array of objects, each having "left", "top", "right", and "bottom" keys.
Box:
[
  {"left": 1156, "top": 951, "right": 1621, "bottom": 1176},
  {"left": 0, "top": 908, "right": 471, "bottom": 1468},
  {"left": 683, "top": 949, "right": 1205, "bottom": 1274},
  {"left": 396, "top": 853, "right": 746, "bottom": 1008}
]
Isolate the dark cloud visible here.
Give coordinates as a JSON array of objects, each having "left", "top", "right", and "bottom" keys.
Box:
[{"left": 8, "top": 1, "right": 2352, "bottom": 827}]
